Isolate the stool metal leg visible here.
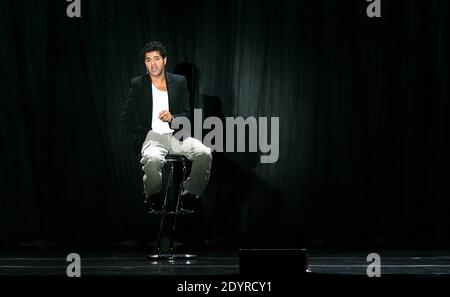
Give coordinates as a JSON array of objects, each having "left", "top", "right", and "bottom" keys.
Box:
[
  {"left": 155, "top": 213, "right": 166, "bottom": 257},
  {"left": 149, "top": 163, "right": 174, "bottom": 259},
  {"left": 168, "top": 164, "right": 185, "bottom": 251},
  {"left": 148, "top": 158, "right": 196, "bottom": 261},
  {"left": 168, "top": 162, "right": 196, "bottom": 260},
  {"left": 162, "top": 163, "right": 174, "bottom": 210},
  {"left": 179, "top": 161, "right": 194, "bottom": 214}
]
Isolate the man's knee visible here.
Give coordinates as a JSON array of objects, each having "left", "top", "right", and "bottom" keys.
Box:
[
  {"left": 141, "top": 152, "right": 165, "bottom": 169},
  {"left": 204, "top": 148, "right": 212, "bottom": 160},
  {"left": 196, "top": 146, "right": 212, "bottom": 163}
]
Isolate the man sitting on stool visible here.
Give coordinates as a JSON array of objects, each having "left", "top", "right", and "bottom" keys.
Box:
[{"left": 121, "top": 41, "right": 212, "bottom": 211}]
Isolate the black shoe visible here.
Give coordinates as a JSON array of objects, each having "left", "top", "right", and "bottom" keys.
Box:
[
  {"left": 180, "top": 193, "right": 197, "bottom": 213},
  {"left": 145, "top": 192, "right": 163, "bottom": 212}
]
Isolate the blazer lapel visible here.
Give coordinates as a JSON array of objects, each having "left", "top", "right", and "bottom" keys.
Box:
[
  {"left": 165, "top": 71, "right": 174, "bottom": 109},
  {"left": 142, "top": 73, "right": 153, "bottom": 126}
]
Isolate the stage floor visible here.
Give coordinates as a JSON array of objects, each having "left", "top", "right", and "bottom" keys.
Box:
[{"left": 1, "top": 250, "right": 450, "bottom": 276}]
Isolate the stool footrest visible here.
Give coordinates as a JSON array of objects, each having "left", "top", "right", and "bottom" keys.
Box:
[
  {"left": 148, "top": 209, "right": 194, "bottom": 215},
  {"left": 148, "top": 253, "right": 197, "bottom": 260}
]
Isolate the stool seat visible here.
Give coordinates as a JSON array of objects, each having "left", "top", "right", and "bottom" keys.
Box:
[{"left": 165, "top": 154, "right": 190, "bottom": 162}]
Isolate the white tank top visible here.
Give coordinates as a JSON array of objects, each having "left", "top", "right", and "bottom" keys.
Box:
[{"left": 151, "top": 84, "right": 174, "bottom": 134}]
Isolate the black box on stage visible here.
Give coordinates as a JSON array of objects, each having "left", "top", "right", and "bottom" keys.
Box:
[{"left": 239, "top": 249, "right": 309, "bottom": 275}]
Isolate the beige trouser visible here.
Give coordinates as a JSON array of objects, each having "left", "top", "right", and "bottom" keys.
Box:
[{"left": 140, "top": 130, "right": 212, "bottom": 197}]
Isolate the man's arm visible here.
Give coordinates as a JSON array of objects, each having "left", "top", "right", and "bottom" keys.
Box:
[
  {"left": 171, "top": 77, "right": 191, "bottom": 123},
  {"left": 120, "top": 78, "right": 145, "bottom": 135},
  {"left": 120, "top": 78, "right": 147, "bottom": 153}
]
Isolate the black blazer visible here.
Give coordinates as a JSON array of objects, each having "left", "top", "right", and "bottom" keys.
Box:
[{"left": 120, "top": 72, "right": 191, "bottom": 154}]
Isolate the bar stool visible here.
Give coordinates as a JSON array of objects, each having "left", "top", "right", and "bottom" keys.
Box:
[{"left": 147, "top": 154, "right": 196, "bottom": 260}]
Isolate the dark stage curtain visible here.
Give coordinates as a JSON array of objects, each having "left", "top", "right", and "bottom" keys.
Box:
[{"left": 1, "top": 0, "right": 449, "bottom": 250}]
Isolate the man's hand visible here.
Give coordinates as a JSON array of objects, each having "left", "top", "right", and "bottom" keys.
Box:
[{"left": 159, "top": 110, "right": 173, "bottom": 123}]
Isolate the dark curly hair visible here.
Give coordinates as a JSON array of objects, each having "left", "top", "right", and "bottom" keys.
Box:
[{"left": 141, "top": 41, "right": 167, "bottom": 61}]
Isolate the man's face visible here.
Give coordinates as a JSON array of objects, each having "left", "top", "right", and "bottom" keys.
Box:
[{"left": 145, "top": 51, "right": 167, "bottom": 77}]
